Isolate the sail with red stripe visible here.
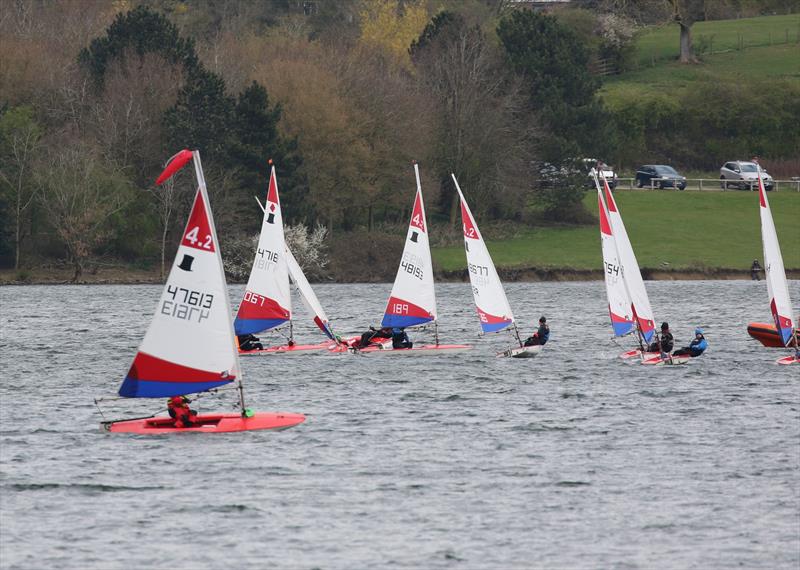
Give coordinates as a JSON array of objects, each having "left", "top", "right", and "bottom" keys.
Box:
[
  {"left": 285, "top": 246, "right": 336, "bottom": 341},
  {"left": 382, "top": 164, "right": 437, "bottom": 328},
  {"left": 119, "top": 151, "right": 239, "bottom": 398},
  {"left": 601, "top": 176, "right": 656, "bottom": 343},
  {"left": 452, "top": 174, "right": 514, "bottom": 334},
  {"left": 596, "top": 183, "right": 635, "bottom": 337},
  {"left": 234, "top": 165, "right": 291, "bottom": 335},
  {"left": 757, "top": 166, "right": 796, "bottom": 347}
]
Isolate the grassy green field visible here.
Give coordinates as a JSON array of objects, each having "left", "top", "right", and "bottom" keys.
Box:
[
  {"left": 432, "top": 190, "right": 800, "bottom": 272},
  {"left": 632, "top": 14, "right": 800, "bottom": 67},
  {"left": 601, "top": 15, "right": 800, "bottom": 106}
]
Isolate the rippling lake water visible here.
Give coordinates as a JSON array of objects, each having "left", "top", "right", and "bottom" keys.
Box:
[{"left": 1, "top": 281, "right": 798, "bottom": 569}]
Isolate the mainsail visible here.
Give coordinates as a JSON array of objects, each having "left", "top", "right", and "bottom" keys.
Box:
[
  {"left": 382, "top": 163, "right": 437, "bottom": 328},
  {"left": 757, "top": 167, "right": 796, "bottom": 346},
  {"left": 452, "top": 174, "right": 515, "bottom": 334},
  {"left": 285, "top": 246, "right": 336, "bottom": 341},
  {"left": 601, "top": 176, "right": 656, "bottom": 343},
  {"left": 234, "top": 164, "right": 292, "bottom": 335},
  {"left": 595, "top": 178, "right": 635, "bottom": 337},
  {"left": 119, "top": 151, "right": 239, "bottom": 398}
]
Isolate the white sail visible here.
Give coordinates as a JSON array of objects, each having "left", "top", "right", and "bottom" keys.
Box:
[
  {"left": 382, "top": 163, "right": 437, "bottom": 328},
  {"left": 595, "top": 178, "right": 635, "bottom": 337},
  {"left": 758, "top": 167, "right": 796, "bottom": 346},
  {"left": 601, "top": 175, "right": 656, "bottom": 343},
  {"left": 452, "top": 174, "right": 515, "bottom": 334},
  {"left": 120, "top": 151, "right": 239, "bottom": 398},
  {"left": 234, "top": 165, "right": 292, "bottom": 335},
  {"left": 285, "top": 246, "right": 336, "bottom": 340}
]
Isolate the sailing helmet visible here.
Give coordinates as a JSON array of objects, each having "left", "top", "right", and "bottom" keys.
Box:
[
  {"left": 695, "top": 328, "right": 704, "bottom": 335},
  {"left": 661, "top": 322, "right": 669, "bottom": 330},
  {"left": 539, "top": 316, "right": 546, "bottom": 323},
  {"left": 169, "top": 396, "right": 183, "bottom": 406}
]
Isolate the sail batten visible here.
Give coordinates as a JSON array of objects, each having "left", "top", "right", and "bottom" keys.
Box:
[
  {"left": 453, "top": 174, "right": 514, "bottom": 334},
  {"left": 234, "top": 166, "right": 291, "bottom": 335},
  {"left": 382, "top": 164, "right": 437, "bottom": 328}
]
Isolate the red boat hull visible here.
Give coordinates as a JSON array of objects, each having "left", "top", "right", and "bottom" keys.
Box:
[
  {"left": 105, "top": 412, "right": 306, "bottom": 434},
  {"left": 239, "top": 341, "right": 331, "bottom": 355},
  {"left": 747, "top": 322, "right": 799, "bottom": 348},
  {"left": 356, "top": 344, "right": 472, "bottom": 355}
]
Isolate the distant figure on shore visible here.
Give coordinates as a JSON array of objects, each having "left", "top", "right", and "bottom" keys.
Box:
[
  {"left": 523, "top": 317, "right": 550, "bottom": 347},
  {"left": 673, "top": 328, "right": 708, "bottom": 358},
  {"left": 750, "top": 259, "right": 762, "bottom": 281}
]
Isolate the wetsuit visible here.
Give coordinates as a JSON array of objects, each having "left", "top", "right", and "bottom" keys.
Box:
[
  {"left": 238, "top": 334, "right": 263, "bottom": 351},
  {"left": 524, "top": 323, "right": 550, "bottom": 347},
  {"left": 356, "top": 327, "right": 392, "bottom": 349},
  {"left": 648, "top": 332, "right": 673, "bottom": 353},
  {"left": 391, "top": 328, "right": 413, "bottom": 349}
]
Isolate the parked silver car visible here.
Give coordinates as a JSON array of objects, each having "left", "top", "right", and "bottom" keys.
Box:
[{"left": 720, "top": 161, "right": 774, "bottom": 191}]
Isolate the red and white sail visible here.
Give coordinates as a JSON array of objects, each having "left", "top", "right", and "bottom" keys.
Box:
[
  {"left": 382, "top": 163, "right": 437, "bottom": 328},
  {"left": 601, "top": 175, "right": 656, "bottom": 343},
  {"left": 452, "top": 174, "right": 514, "bottom": 334},
  {"left": 596, "top": 180, "right": 635, "bottom": 337},
  {"left": 757, "top": 166, "right": 796, "bottom": 347},
  {"left": 234, "top": 165, "right": 291, "bottom": 335},
  {"left": 120, "top": 151, "right": 239, "bottom": 398},
  {"left": 285, "top": 246, "right": 336, "bottom": 341}
]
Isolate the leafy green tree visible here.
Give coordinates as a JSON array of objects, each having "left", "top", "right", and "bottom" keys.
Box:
[
  {"left": 497, "top": 9, "right": 615, "bottom": 161},
  {"left": 228, "top": 81, "right": 307, "bottom": 230}
]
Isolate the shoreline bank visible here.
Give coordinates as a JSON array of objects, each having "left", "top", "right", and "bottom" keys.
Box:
[{"left": 2, "top": 267, "right": 798, "bottom": 286}]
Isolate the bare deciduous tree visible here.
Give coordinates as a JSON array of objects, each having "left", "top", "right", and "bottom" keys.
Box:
[{"left": 35, "top": 144, "right": 133, "bottom": 281}]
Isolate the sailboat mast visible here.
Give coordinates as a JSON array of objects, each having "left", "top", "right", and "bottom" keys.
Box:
[{"left": 192, "top": 151, "right": 247, "bottom": 414}]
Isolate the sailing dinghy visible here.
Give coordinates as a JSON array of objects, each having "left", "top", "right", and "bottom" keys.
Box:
[
  {"left": 452, "top": 174, "right": 540, "bottom": 358},
  {"left": 751, "top": 165, "right": 798, "bottom": 365},
  {"left": 235, "top": 163, "right": 331, "bottom": 355},
  {"left": 357, "top": 163, "right": 470, "bottom": 355},
  {"left": 103, "top": 150, "right": 305, "bottom": 433},
  {"left": 593, "top": 172, "right": 688, "bottom": 365}
]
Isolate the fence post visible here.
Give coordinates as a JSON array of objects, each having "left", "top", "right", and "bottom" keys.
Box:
[{"left": 699, "top": 179, "right": 703, "bottom": 192}]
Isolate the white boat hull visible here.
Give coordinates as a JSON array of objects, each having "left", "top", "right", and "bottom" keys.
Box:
[{"left": 496, "top": 345, "right": 543, "bottom": 359}]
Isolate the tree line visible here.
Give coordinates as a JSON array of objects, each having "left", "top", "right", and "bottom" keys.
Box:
[{"left": 0, "top": 0, "right": 796, "bottom": 281}]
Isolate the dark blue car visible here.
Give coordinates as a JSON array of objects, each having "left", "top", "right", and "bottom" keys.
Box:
[{"left": 635, "top": 165, "right": 687, "bottom": 190}]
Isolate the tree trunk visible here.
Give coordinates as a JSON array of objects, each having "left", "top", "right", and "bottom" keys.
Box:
[
  {"left": 449, "top": 191, "right": 459, "bottom": 229},
  {"left": 72, "top": 258, "right": 83, "bottom": 283},
  {"left": 678, "top": 22, "right": 698, "bottom": 63},
  {"left": 160, "top": 224, "right": 168, "bottom": 281}
]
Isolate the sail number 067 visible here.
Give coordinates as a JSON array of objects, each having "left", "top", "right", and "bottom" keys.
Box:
[{"left": 185, "top": 226, "right": 213, "bottom": 250}]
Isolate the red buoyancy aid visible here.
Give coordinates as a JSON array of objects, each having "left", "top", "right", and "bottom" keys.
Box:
[{"left": 167, "top": 396, "right": 197, "bottom": 427}]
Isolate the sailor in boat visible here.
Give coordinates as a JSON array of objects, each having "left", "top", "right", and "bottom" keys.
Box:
[
  {"left": 167, "top": 396, "right": 198, "bottom": 428},
  {"left": 353, "top": 326, "right": 392, "bottom": 349},
  {"left": 391, "top": 327, "right": 413, "bottom": 349},
  {"left": 523, "top": 317, "right": 550, "bottom": 347},
  {"left": 238, "top": 334, "right": 263, "bottom": 351},
  {"left": 672, "top": 328, "right": 708, "bottom": 358},
  {"left": 647, "top": 322, "right": 674, "bottom": 354}
]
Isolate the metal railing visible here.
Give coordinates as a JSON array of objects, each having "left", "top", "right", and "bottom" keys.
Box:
[{"left": 614, "top": 177, "right": 800, "bottom": 192}]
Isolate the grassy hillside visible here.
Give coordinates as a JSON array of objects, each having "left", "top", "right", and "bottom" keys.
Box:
[
  {"left": 633, "top": 14, "right": 800, "bottom": 66},
  {"left": 432, "top": 190, "right": 800, "bottom": 272},
  {"left": 601, "top": 15, "right": 800, "bottom": 106}
]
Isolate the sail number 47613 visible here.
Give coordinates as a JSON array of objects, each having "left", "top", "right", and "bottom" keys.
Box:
[{"left": 162, "top": 285, "right": 213, "bottom": 323}]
